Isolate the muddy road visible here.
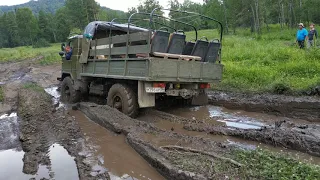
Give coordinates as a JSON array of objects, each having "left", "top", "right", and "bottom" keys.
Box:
[{"left": 1, "top": 57, "right": 320, "bottom": 179}]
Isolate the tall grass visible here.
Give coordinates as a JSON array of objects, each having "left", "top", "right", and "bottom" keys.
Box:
[
  {"left": 0, "top": 43, "right": 61, "bottom": 65},
  {"left": 0, "top": 86, "right": 3, "bottom": 102},
  {"left": 186, "top": 28, "right": 320, "bottom": 94}
]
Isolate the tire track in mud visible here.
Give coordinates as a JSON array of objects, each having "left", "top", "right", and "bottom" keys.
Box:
[
  {"left": 78, "top": 102, "right": 320, "bottom": 179},
  {"left": 17, "top": 88, "right": 109, "bottom": 179},
  {"left": 208, "top": 90, "right": 320, "bottom": 122}
]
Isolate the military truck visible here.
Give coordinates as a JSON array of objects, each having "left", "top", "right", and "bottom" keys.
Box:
[{"left": 58, "top": 9, "right": 223, "bottom": 117}]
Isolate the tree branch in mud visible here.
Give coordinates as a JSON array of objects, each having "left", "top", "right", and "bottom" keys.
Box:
[{"left": 160, "top": 145, "right": 243, "bottom": 167}]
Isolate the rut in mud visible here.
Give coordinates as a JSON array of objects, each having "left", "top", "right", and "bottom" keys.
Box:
[
  {"left": 78, "top": 102, "right": 320, "bottom": 179},
  {"left": 208, "top": 90, "right": 320, "bottom": 122},
  {"left": 17, "top": 87, "right": 109, "bottom": 179}
]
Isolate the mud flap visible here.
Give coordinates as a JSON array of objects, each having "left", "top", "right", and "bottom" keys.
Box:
[
  {"left": 191, "top": 92, "right": 208, "bottom": 106},
  {"left": 138, "top": 81, "right": 155, "bottom": 108}
]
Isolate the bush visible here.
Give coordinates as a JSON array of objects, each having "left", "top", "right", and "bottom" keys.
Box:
[{"left": 33, "top": 38, "right": 51, "bottom": 48}]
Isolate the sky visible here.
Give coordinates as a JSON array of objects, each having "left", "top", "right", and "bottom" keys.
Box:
[{"left": 0, "top": 0, "right": 204, "bottom": 12}]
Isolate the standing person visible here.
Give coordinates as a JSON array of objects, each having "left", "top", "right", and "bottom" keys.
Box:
[
  {"left": 296, "top": 23, "right": 308, "bottom": 49},
  {"left": 308, "top": 23, "right": 318, "bottom": 48}
]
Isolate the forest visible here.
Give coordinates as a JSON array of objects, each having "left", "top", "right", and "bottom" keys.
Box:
[{"left": 0, "top": 0, "right": 319, "bottom": 48}]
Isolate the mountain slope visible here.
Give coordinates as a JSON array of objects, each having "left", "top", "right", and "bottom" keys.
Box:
[
  {"left": 0, "top": 0, "right": 126, "bottom": 17},
  {"left": 0, "top": 0, "right": 66, "bottom": 14}
]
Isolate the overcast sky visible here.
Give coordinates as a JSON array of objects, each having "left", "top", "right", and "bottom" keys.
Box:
[{"left": 0, "top": 0, "right": 203, "bottom": 12}]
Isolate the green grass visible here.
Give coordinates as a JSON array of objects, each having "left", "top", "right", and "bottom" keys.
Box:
[
  {"left": 0, "top": 86, "right": 3, "bottom": 102},
  {"left": 233, "top": 149, "right": 320, "bottom": 179},
  {"left": 0, "top": 43, "right": 61, "bottom": 65},
  {"left": 186, "top": 27, "right": 320, "bottom": 94},
  {"left": 22, "top": 83, "right": 45, "bottom": 92}
]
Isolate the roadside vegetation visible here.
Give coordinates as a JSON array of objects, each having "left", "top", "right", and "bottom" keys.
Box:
[
  {"left": 232, "top": 149, "right": 320, "bottom": 179},
  {"left": 187, "top": 26, "right": 320, "bottom": 94},
  {"left": 0, "top": 86, "right": 3, "bottom": 102},
  {"left": 0, "top": 43, "right": 60, "bottom": 65},
  {"left": 22, "top": 82, "right": 46, "bottom": 92}
]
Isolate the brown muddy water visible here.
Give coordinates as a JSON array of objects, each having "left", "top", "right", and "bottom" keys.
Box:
[
  {"left": 69, "top": 110, "right": 165, "bottom": 180},
  {"left": 2, "top": 86, "right": 318, "bottom": 180}
]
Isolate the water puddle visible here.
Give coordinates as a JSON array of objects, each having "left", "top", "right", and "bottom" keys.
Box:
[
  {"left": 0, "top": 113, "right": 20, "bottom": 151},
  {"left": 0, "top": 149, "right": 33, "bottom": 180},
  {"left": 45, "top": 86, "right": 64, "bottom": 109},
  {"left": 48, "top": 143, "right": 79, "bottom": 179},
  {"left": 144, "top": 113, "right": 320, "bottom": 165},
  {"left": 166, "top": 105, "right": 313, "bottom": 129},
  {"left": 69, "top": 110, "right": 164, "bottom": 180}
]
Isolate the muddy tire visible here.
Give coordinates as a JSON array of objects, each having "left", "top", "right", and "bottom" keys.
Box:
[
  {"left": 107, "top": 83, "right": 139, "bottom": 118},
  {"left": 61, "top": 77, "right": 81, "bottom": 103}
]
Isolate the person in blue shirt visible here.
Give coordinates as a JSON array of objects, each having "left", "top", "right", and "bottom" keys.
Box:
[{"left": 296, "top": 23, "right": 308, "bottom": 49}]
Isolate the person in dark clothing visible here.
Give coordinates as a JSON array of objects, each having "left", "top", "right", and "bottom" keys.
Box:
[
  {"left": 296, "top": 23, "right": 308, "bottom": 49},
  {"left": 65, "top": 45, "right": 73, "bottom": 60},
  {"left": 307, "top": 23, "right": 318, "bottom": 48}
]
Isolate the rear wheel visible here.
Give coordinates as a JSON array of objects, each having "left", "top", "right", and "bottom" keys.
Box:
[
  {"left": 61, "top": 77, "right": 81, "bottom": 103},
  {"left": 107, "top": 83, "right": 139, "bottom": 118}
]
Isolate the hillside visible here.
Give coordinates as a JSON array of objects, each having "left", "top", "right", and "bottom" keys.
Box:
[
  {"left": 0, "top": 0, "right": 65, "bottom": 14},
  {"left": 0, "top": 0, "right": 126, "bottom": 17}
]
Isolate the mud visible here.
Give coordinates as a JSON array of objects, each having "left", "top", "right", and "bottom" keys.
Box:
[
  {"left": 208, "top": 90, "right": 320, "bottom": 122},
  {"left": 17, "top": 88, "right": 109, "bottom": 179},
  {"left": 0, "top": 56, "right": 60, "bottom": 114},
  {"left": 69, "top": 110, "right": 164, "bottom": 180},
  {"left": 139, "top": 109, "right": 320, "bottom": 164},
  {"left": 79, "top": 102, "right": 320, "bottom": 179},
  {"left": 79, "top": 102, "right": 235, "bottom": 179},
  {"left": 184, "top": 120, "right": 320, "bottom": 157}
]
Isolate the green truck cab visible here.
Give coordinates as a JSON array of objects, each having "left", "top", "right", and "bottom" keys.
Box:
[{"left": 58, "top": 9, "right": 224, "bottom": 117}]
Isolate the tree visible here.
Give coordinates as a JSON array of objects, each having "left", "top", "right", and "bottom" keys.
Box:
[
  {"left": 64, "top": 0, "right": 99, "bottom": 30},
  {"left": 16, "top": 8, "right": 39, "bottom": 46},
  {"left": 38, "top": 10, "right": 52, "bottom": 42},
  {"left": 54, "top": 7, "right": 71, "bottom": 42}
]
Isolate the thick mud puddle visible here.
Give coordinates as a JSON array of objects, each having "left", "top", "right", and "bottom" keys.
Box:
[
  {"left": 69, "top": 110, "right": 164, "bottom": 180},
  {"left": 166, "top": 105, "right": 312, "bottom": 129},
  {"left": 139, "top": 110, "right": 320, "bottom": 165}
]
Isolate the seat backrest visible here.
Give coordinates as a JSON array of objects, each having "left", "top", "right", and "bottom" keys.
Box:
[
  {"left": 151, "top": 31, "right": 170, "bottom": 53},
  {"left": 191, "top": 40, "right": 209, "bottom": 61},
  {"left": 204, "top": 41, "right": 221, "bottom": 63},
  {"left": 166, "top": 33, "right": 186, "bottom": 54},
  {"left": 182, "top": 41, "right": 195, "bottom": 55}
]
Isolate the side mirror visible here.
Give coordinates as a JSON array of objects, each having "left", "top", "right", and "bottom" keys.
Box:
[
  {"left": 61, "top": 43, "right": 65, "bottom": 51},
  {"left": 59, "top": 51, "right": 64, "bottom": 57}
]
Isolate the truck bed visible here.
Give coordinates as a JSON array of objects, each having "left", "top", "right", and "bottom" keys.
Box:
[{"left": 80, "top": 57, "right": 223, "bottom": 83}]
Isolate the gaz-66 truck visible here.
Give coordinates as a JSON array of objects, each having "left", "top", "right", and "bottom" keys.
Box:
[{"left": 58, "top": 9, "right": 223, "bottom": 117}]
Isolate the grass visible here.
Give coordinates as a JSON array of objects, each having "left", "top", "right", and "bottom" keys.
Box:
[
  {"left": 0, "top": 86, "right": 3, "bottom": 102},
  {"left": 233, "top": 148, "right": 320, "bottom": 179},
  {"left": 0, "top": 43, "right": 61, "bottom": 65},
  {"left": 22, "top": 83, "right": 45, "bottom": 92},
  {"left": 186, "top": 26, "right": 320, "bottom": 94}
]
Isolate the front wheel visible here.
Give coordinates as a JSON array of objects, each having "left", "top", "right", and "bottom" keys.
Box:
[
  {"left": 61, "top": 77, "right": 81, "bottom": 103},
  {"left": 107, "top": 83, "right": 139, "bottom": 118}
]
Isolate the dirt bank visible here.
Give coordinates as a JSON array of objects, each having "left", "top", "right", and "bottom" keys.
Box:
[
  {"left": 184, "top": 120, "right": 320, "bottom": 157},
  {"left": 208, "top": 90, "right": 320, "bottom": 122},
  {"left": 18, "top": 87, "right": 109, "bottom": 179}
]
